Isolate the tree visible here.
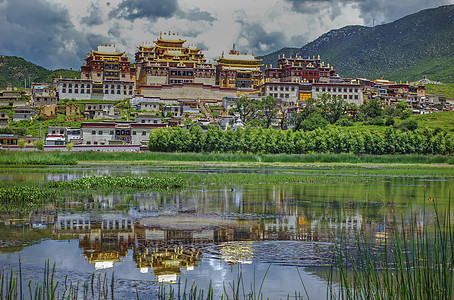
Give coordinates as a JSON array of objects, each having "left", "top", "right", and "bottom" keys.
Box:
[
  {"left": 290, "top": 98, "right": 317, "bottom": 131},
  {"left": 316, "top": 93, "right": 347, "bottom": 124},
  {"left": 17, "top": 139, "right": 25, "bottom": 149},
  {"left": 261, "top": 95, "right": 277, "bottom": 128},
  {"left": 66, "top": 143, "right": 73, "bottom": 151},
  {"left": 277, "top": 99, "right": 290, "bottom": 129},
  {"left": 296, "top": 112, "right": 328, "bottom": 131},
  {"left": 359, "top": 99, "right": 383, "bottom": 121},
  {"left": 33, "top": 140, "right": 44, "bottom": 150},
  {"left": 233, "top": 96, "right": 260, "bottom": 124}
]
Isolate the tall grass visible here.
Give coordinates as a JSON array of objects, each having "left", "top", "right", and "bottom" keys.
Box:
[
  {"left": 0, "top": 260, "right": 114, "bottom": 300},
  {"left": 2, "top": 151, "right": 454, "bottom": 166},
  {"left": 330, "top": 200, "right": 454, "bottom": 300},
  {"left": 0, "top": 151, "right": 77, "bottom": 166}
]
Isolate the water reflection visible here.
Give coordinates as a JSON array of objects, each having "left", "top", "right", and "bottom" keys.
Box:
[{"left": 1, "top": 171, "right": 453, "bottom": 298}]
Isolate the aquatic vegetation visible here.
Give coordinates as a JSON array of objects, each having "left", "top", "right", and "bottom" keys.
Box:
[
  {"left": 2, "top": 150, "right": 454, "bottom": 166},
  {"left": 0, "top": 186, "right": 58, "bottom": 214},
  {"left": 330, "top": 201, "right": 454, "bottom": 300},
  {"left": 0, "top": 260, "right": 114, "bottom": 300},
  {"left": 47, "top": 175, "right": 187, "bottom": 190},
  {"left": 0, "top": 151, "right": 77, "bottom": 166}
]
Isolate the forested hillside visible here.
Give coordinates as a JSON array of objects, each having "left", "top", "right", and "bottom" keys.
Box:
[
  {"left": 0, "top": 56, "right": 80, "bottom": 88},
  {"left": 260, "top": 5, "right": 454, "bottom": 82}
]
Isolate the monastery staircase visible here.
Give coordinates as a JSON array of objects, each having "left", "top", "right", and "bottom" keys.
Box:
[{"left": 196, "top": 99, "right": 215, "bottom": 123}]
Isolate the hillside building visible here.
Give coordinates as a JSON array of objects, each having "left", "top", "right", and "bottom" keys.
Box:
[
  {"left": 215, "top": 45, "right": 263, "bottom": 90},
  {"left": 55, "top": 45, "right": 135, "bottom": 101},
  {"left": 135, "top": 32, "right": 215, "bottom": 87},
  {"left": 80, "top": 121, "right": 167, "bottom": 146},
  {"left": 31, "top": 84, "right": 57, "bottom": 107}
]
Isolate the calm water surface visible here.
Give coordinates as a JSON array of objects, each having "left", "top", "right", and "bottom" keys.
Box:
[{"left": 0, "top": 165, "right": 452, "bottom": 299}]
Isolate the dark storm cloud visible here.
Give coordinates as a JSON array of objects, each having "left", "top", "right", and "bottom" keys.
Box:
[
  {"left": 0, "top": 0, "right": 107, "bottom": 69},
  {"left": 108, "top": 0, "right": 179, "bottom": 21},
  {"left": 178, "top": 8, "right": 216, "bottom": 23},
  {"left": 286, "top": 0, "right": 451, "bottom": 25},
  {"left": 81, "top": 2, "right": 104, "bottom": 26},
  {"left": 235, "top": 19, "right": 290, "bottom": 56}
]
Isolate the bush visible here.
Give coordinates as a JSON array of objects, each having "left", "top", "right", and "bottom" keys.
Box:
[
  {"left": 405, "top": 119, "right": 418, "bottom": 131},
  {"left": 17, "top": 139, "right": 25, "bottom": 149},
  {"left": 385, "top": 116, "right": 395, "bottom": 126},
  {"left": 33, "top": 140, "right": 44, "bottom": 150}
]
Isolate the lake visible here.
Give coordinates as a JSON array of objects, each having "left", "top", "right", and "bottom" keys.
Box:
[{"left": 0, "top": 164, "right": 452, "bottom": 299}]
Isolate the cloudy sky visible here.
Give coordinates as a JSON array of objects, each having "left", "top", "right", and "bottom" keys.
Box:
[{"left": 0, "top": 0, "right": 452, "bottom": 70}]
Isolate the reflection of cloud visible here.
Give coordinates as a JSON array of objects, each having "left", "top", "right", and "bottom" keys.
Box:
[
  {"left": 219, "top": 241, "right": 254, "bottom": 264},
  {"left": 95, "top": 261, "right": 114, "bottom": 270}
]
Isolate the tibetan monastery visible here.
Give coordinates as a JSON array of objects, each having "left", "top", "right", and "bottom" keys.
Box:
[
  {"left": 135, "top": 32, "right": 215, "bottom": 86},
  {"left": 261, "top": 54, "right": 363, "bottom": 106},
  {"left": 55, "top": 45, "right": 136, "bottom": 101},
  {"left": 264, "top": 54, "right": 337, "bottom": 84},
  {"left": 215, "top": 44, "right": 263, "bottom": 90},
  {"left": 135, "top": 32, "right": 236, "bottom": 101}
]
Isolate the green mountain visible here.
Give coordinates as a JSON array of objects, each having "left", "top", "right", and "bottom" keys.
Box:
[
  {"left": 0, "top": 56, "right": 80, "bottom": 88},
  {"left": 259, "top": 5, "right": 454, "bottom": 82}
]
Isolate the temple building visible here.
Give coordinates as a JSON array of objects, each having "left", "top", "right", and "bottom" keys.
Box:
[
  {"left": 215, "top": 44, "right": 263, "bottom": 90},
  {"left": 264, "top": 54, "right": 337, "bottom": 84},
  {"left": 261, "top": 53, "right": 363, "bottom": 105},
  {"left": 135, "top": 32, "right": 215, "bottom": 87},
  {"left": 135, "top": 32, "right": 236, "bottom": 101},
  {"left": 55, "top": 45, "right": 136, "bottom": 101}
]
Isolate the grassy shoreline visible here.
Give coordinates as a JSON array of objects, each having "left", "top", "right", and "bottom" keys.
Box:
[{"left": 2, "top": 151, "right": 454, "bottom": 166}]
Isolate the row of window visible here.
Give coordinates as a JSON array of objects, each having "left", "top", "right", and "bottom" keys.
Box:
[
  {"left": 315, "top": 87, "right": 359, "bottom": 93},
  {"left": 90, "top": 130, "right": 147, "bottom": 135},
  {"left": 270, "top": 93, "right": 290, "bottom": 99},
  {"left": 139, "top": 119, "right": 160, "bottom": 124},
  {"left": 268, "top": 86, "right": 296, "bottom": 92}
]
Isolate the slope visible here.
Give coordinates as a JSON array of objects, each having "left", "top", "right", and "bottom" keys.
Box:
[
  {"left": 0, "top": 56, "right": 80, "bottom": 88},
  {"left": 259, "top": 5, "right": 454, "bottom": 82}
]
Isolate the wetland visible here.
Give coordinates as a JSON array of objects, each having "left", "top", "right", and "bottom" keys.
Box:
[{"left": 0, "top": 159, "right": 453, "bottom": 299}]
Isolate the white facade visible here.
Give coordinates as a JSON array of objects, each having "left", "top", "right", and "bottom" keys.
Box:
[
  {"left": 312, "top": 83, "right": 364, "bottom": 106},
  {"left": 55, "top": 79, "right": 134, "bottom": 101}
]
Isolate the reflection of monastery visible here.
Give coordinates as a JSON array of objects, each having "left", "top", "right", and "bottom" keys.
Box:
[{"left": 53, "top": 201, "right": 364, "bottom": 279}]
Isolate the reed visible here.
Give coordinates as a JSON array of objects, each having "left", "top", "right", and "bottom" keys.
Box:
[
  {"left": 0, "top": 151, "right": 77, "bottom": 165},
  {"left": 2, "top": 151, "right": 454, "bottom": 166},
  {"left": 0, "top": 260, "right": 114, "bottom": 300},
  {"left": 329, "top": 199, "right": 454, "bottom": 300}
]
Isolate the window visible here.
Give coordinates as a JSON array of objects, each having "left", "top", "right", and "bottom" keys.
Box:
[
  {"left": 92, "top": 130, "right": 96, "bottom": 135},
  {"left": 110, "top": 130, "right": 114, "bottom": 135},
  {"left": 141, "top": 120, "right": 145, "bottom": 123},
  {"left": 98, "top": 130, "right": 102, "bottom": 135},
  {"left": 142, "top": 131, "right": 146, "bottom": 135},
  {"left": 132, "top": 131, "right": 136, "bottom": 135},
  {"left": 94, "top": 141, "right": 98, "bottom": 145},
  {"left": 87, "top": 141, "right": 91, "bottom": 145}
]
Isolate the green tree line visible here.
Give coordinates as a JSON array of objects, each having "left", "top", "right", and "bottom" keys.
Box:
[{"left": 148, "top": 125, "right": 454, "bottom": 155}]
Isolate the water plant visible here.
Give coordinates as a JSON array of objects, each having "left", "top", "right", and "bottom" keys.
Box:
[
  {"left": 0, "top": 260, "right": 114, "bottom": 300},
  {"left": 329, "top": 200, "right": 454, "bottom": 300}
]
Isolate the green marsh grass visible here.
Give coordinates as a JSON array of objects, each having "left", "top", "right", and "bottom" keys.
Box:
[
  {"left": 0, "top": 260, "right": 114, "bottom": 300},
  {"left": 2, "top": 151, "right": 454, "bottom": 166},
  {"left": 329, "top": 200, "right": 454, "bottom": 300},
  {"left": 0, "top": 151, "right": 77, "bottom": 166}
]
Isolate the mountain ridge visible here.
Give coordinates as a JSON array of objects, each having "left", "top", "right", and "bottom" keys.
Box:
[
  {"left": 259, "top": 5, "right": 454, "bottom": 82},
  {"left": 0, "top": 56, "right": 80, "bottom": 88}
]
